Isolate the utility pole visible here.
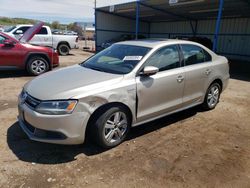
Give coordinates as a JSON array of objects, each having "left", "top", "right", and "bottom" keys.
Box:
[{"left": 94, "top": 0, "right": 97, "bottom": 52}]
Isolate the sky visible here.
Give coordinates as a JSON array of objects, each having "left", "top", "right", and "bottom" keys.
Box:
[{"left": 0, "top": 0, "right": 134, "bottom": 24}]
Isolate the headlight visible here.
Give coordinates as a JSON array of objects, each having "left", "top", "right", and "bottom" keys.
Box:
[{"left": 35, "top": 100, "right": 77, "bottom": 115}]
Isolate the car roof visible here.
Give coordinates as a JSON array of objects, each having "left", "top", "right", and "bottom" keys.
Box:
[{"left": 116, "top": 39, "right": 203, "bottom": 48}]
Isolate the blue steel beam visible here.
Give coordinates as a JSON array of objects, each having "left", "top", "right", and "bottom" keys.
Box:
[{"left": 213, "top": 0, "right": 224, "bottom": 52}]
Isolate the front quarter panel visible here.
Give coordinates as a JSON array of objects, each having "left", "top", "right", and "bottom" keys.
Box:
[{"left": 73, "top": 76, "right": 137, "bottom": 127}]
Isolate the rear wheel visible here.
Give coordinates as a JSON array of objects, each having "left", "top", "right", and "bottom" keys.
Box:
[
  {"left": 202, "top": 82, "right": 221, "bottom": 110},
  {"left": 26, "top": 56, "right": 49, "bottom": 76},
  {"left": 91, "top": 106, "right": 131, "bottom": 148},
  {"left": 57, "top": 43, "right": 70, "bottom": 56}
]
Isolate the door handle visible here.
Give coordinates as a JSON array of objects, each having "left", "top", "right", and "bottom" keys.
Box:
[
  {"left": 177, "top": 75, "right": 184, "bottom": 83},
  {"left": 205, "top": 69, "right": 212, "bottom": 75}
]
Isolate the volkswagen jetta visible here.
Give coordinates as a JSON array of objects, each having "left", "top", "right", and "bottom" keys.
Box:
[{"left": 18, "top": 39, "right": 229, "bottom": 148}]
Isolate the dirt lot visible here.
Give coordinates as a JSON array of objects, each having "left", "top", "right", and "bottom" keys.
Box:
[{"left": 0, "top": 46, "right": 250, "bottom": 188}]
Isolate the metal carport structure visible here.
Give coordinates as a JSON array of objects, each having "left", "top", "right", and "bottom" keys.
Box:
[{"left": 95, "top": 0, "right": 250, "bottom": 61}]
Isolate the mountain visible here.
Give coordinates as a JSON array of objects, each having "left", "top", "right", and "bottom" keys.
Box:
[{"left": 0, "top": 17, "right": 43, "bottom": 26}]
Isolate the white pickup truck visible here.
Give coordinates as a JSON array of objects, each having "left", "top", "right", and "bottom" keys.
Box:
[{"left": 4, "top": 24, "right": 79, "bottom": 55}]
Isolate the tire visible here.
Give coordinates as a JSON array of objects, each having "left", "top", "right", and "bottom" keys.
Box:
[
  {"left": 202, "top": 82, "right": 221, "bottom": 110},
  {"left": 26, "top": 56, "right": 49, "bottom": 76},
  {"left": 57, "top": 43, "right": 70, "bottom": 56},
  {"left": 90, "top": 105, "right": 131, "bottom": 149}
]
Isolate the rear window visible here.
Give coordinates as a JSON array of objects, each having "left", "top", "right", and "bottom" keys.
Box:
[
  {"left": 38, "top": 27, "right": 48, "bottom": 35},
  {"left": 181, "top": 44, "right": 212, "bottom": 66}
]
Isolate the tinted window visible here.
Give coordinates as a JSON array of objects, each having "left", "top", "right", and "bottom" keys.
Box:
[
  {"left": 204, "top": 49, "right": 212, "bottom": 62},
  {"left": 181, "top": 44, "right": 211, "bottom": 66},
  {"left": 143, "top": 45, "right": 180, "bottom": 72},
  {"left": 14, "top": 26, "right": 30, "bottom": 34},
  {"left": 38, "top": 27, "right": 48, "bottom": 35},
  {"left": 0, "top": 35, "right": 6, "bottom": 44},
  {"left": 82, "top": 44, "right": 151, "bottom": 74}
]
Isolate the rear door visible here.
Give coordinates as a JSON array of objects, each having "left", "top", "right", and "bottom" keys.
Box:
[
  {"left": 180, "top": 44, "right": 213, "bottom": 107},
  {"left": 136, "top": 45, "right": 185, "bottom": 122}
]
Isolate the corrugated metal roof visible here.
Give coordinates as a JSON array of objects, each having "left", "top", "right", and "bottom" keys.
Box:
[{"left": 97, "top": 0, "right": 250, "bottom": 22}]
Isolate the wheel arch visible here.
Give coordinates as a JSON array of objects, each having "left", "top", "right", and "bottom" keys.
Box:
[
  {"left": 209, "top": 78, "right": 223, "bottom": 90},
  {"left": 57, "top": 41, "right": 71, "bottom": 49},
  {"left": 85, "top": 102, "right": 133, "bottom": 140},
  {"left": 25, "top": 52, "right": 51, "bottom": 70}
]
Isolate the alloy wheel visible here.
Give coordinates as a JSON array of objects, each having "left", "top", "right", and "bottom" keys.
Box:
[
  {"left": 31, "top": 60, "right": 46, "bottom": 74},
  {"left": 207, "top": 85, "right": 220, "bottom": 108},
  {"left": 103, "top": 111, "right": 128, "bottom": 144}
]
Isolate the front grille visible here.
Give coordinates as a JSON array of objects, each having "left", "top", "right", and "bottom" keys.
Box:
[
  {"left": 25, "top": 94, "right": 41, "bottom": 109},
  {"left": 23, "top": 120, "right": 66, "bottom": 140}
]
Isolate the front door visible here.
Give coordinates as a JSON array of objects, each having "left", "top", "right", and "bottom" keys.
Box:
[
  {"left": 136, "top": 45, "right": 185, "bottom": 122},
  {"left": 0, "top": 35, "right": 25, "bottom": 68}
]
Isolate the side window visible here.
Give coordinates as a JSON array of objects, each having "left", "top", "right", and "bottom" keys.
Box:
[
  {"left": 0, "top": 35, "right": 6, "bottom": 44},
  {"left": 37, "top": 27, "right": 48, "bottom": 35},
  {"left": 181, "top": 44, "right": 211, "bottom": 66},
  {"left": 204, "top": 49, "right": 212, "bottom": 62},
  {"left": 14, "top": 26, "right": 30, "bottom": 34},
  {"left": 143, "top": 45, "right": 180, "bottom": 72}
]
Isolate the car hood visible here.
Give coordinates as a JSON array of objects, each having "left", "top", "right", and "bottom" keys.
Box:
[
  {"left": 19, "top": 22, "right": 44, "bottom": 43},
  {"left": 24, "top": 65, "right": 124, "bottom": 100}
]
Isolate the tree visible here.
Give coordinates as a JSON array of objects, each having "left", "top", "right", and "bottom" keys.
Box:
[
  {"left": 51, "top": 21, "right": 60, "bottom": 29},
  {"left": 67, "top": 22, "right": 83, "bottom": 37},
  {"left": 67, "top": 23, "right": 74, "bottom": 31}
]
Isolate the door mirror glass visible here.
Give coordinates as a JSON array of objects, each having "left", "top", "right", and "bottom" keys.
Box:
[
  {"left": 141, "top": 66, "right": 159, "bottom": 76},
  {"left": 15, "top": 30, "right": 23, "bottom": 34},
  {"left": 3, "top": 39, "right": 15, "bottom": 46}
]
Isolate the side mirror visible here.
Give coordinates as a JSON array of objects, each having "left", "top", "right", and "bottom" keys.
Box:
[
  {"left": 3, "top": 39, "right": 15, "bottom": 47},
  {"left": 15, "top": 30, "right": 23, "bottom": 34},
  {"left": 141, "top": 66, "right": 159, "bottom": 76}
]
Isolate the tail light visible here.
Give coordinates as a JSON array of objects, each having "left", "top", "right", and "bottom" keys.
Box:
[{"left": 76, "top": 37, "right": 79, "bottom": 43}]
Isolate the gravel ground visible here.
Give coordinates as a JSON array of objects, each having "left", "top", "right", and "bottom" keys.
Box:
[{"left": 0, "top": 45, "right": 250, "bottom": 188}]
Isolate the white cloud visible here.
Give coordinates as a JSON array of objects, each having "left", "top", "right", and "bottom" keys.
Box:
[{"left": 0, "top": 0, "right": 134, "bottom": 23}]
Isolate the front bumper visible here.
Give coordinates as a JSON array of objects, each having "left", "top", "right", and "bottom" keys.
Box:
[
  {"left": 18, "top": 98, "right": 90, "bottom": 145},
  {"left": 52, "top": 52, "right": 59, "bottom": 68}
]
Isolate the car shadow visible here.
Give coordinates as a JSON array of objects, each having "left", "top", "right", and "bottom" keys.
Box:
[
  {"left": 7, "top": 106, "right": 199, "bottom": 165},
  {"left": 0, "top": 70, "right": 32, "bottom": 79}
]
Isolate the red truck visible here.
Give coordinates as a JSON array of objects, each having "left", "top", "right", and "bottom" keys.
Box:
[{"left": 0, "top": 22, "right": 59, "bottom": 76}]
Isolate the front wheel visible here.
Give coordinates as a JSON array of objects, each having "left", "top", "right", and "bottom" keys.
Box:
[
  {"left": 202, "top": 83, "right": 221, "bottom": 110},
  {"left": 26, "top": 56, "right": 49, "bottom": 76},
  {"left": 91, "top": 106, "right": 131, "bottom": 149}
]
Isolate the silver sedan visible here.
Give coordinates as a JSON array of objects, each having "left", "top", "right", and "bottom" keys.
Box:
[{"left": 18, "top": 39, "right": 229, "bottom": 148}]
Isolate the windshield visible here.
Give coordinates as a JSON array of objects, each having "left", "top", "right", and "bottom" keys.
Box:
[
  {"left": 81, "top": 44, "right": 151, "bottom": 74},
  {"left": 4, "top": 26, "right": 16, "bottom": 32}
]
